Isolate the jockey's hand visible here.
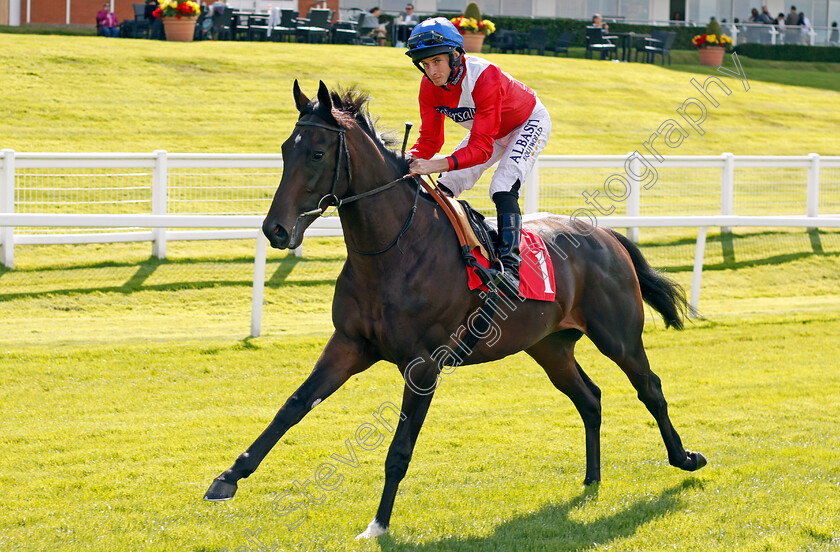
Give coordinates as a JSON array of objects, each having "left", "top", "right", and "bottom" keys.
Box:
[{"left": 409, "top": 157, "right": 450, "bottom": 176}]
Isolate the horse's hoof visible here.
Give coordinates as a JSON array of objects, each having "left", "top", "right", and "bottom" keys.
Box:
[
  {"left": 355, "top": 519, "right": 388, "bottom": 540},
  {"left": 204, "top": 479, "right": 238, "bottom": 501},
  {"left": 583, "top": 476, "right": 601, "bottom": 486},
  {"left": 687, "top": 450, "right": 708, "bottom": 471}
]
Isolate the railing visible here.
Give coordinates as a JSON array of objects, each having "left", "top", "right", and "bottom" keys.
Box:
[
  {"left": 727, "top": 22, "right": 836, "bottom": 46},
  {"left": 2, "top": 150, "right": 839, "bottom": 336}
]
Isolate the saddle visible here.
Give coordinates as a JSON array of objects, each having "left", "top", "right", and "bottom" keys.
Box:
[
  {"left": 418, "top": 176, "right": 557, "bottom": 304},
  {"left": 417, "top": 178, "right": 498, "bottom": 284},
  {"left": 439, "top": 195, "right": 498, "bottom": 265}
]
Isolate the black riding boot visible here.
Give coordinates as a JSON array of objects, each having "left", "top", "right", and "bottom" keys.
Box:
[{"left": 495, "top": 212, "right": 522, "bottom": 297}]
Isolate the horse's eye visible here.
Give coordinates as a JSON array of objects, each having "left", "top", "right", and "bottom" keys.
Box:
[{"left": 313, "top": 151, "right": 324, "bottom": 160}]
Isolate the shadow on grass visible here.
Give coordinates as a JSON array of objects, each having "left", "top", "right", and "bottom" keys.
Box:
[
  {"left": 3, "top": 230, "right": 837, "bottom": 299},
  {"left": 379, "top": 479, "right": 703, "bottom": 552},
  {"left": 641, "top": 229, "right": 839, "bottom": 273},
  {"left": 0, "top": 253, "right": 337, "bottom": 301}
]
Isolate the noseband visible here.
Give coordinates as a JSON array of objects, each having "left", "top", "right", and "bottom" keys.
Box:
[{"left": 293, "top": 119, "right": 420, "bottom": 255}]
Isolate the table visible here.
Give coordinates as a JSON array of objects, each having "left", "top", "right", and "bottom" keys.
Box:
[
  {"left": 611, "top": 32, "right": 651, "bottom": 62},
  {"left": 392, "top": 20, "right": 416, "bottom": 47}
]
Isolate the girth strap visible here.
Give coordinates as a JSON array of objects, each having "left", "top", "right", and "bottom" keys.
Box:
[{"left": 417, "top": 176, "right": 502, "bottom": 365}]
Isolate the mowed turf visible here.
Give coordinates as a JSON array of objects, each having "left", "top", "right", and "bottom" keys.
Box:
[
  {"left": 2, "top": 32, "right": 840, "bottom": 551},
  {"left": 1, "top": 35, "right": 839, "bottom": 155},
  {"left": 1, "top": 233, "right": 840, "bottom": 551},
  {"left": 1, "top": 311, "right": 839, "bottom": 551}
]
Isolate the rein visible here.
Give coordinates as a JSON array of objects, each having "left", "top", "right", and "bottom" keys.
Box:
[
  {"left": 294, "top": 116, "right": 502, "bottom": 360},
  {"left": 294, "top": 119, "right": 418, "bottom": 256}
]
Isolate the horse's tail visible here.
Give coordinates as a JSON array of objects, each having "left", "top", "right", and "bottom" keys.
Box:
[{"left": 609, "top": 229, "right": 691, "bottom": 329}]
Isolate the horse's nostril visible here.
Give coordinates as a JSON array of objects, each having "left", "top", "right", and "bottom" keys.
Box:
[{"left": 262, "top": 219, "right": 290, "bottom": 249}]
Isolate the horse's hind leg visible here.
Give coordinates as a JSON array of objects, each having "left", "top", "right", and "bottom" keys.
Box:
[
  {"left": 589, "top": 322, "right": 707, "bottom": 472},
  {"left": 526, "top": 331, "right": 602, "bottom": 485}
]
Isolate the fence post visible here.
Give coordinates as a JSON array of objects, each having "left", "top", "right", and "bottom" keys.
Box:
[
  {"left": 721, "top": 152, "right": 734, "bottom": 234},
  {"left": 524, "top": 157, "right": 540, "bottom": 215},
  {"left": 626, "top": 152, "right": 640, "bottom": 243},
  {"left": 1, "top": 149, "right": 16, "bottom": 268},
  {"left": 152, "top": 150, "right": 168, "bottom": 259},
  {"left": 807, "top": 152, "right": 820, "bottom": 231},
  {"left": 251, "top": 233, "right": 268, "bottom": 337},
  {"left": 690, "top": 226, "right": 708, "bottom": 317}
]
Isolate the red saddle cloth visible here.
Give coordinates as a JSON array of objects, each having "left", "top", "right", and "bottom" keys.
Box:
[{"left": 466, "top": 227, "right": 556, "bottom": 302}]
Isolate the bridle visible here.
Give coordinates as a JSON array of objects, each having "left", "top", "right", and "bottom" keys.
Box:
[{"left": 293, "top": 119, "right": 420, "bottom": 256}]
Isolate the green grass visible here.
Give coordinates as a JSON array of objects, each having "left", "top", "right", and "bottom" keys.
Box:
[
  {"left": 2, "top": 30, "right": 840, "bottom": 551},
  {"left": 1, "top": 36, "right": 839, "bottom": 155},
  {"left": 1, "top": 234, "right": 840, "bottom": 552}
]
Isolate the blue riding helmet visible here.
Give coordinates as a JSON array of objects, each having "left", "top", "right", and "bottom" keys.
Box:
[{"left": 405, "top": 17, "right": 465, "bottom": 79}]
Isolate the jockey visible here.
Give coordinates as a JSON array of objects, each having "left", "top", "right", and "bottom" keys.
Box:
[{"left": 405, "top": 17, "right": 551, "bottom": 297}]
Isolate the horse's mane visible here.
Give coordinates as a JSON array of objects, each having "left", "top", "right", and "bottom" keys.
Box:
[{"left": 308, "top": 87, "right": 409, "bottom": 172}]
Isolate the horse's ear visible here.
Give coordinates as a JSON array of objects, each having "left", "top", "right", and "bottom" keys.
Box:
[
  {"left": 316, "top": 80, "right": 333, "bottom": 116},
  {"left": 293, "top": 79, "right": 309, "bottom": 113}
]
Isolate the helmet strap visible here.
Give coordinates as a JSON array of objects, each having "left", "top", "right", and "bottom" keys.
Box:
[
  {"left": 412, "top": 48, "right": 465, "bottom": 86},
  {"left": 445, "top": 50, "right": 465, "bottom": 87}
]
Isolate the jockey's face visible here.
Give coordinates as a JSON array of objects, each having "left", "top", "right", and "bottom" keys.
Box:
[{"left": 419, "top": 53, "right": 453, "bottom": 87}]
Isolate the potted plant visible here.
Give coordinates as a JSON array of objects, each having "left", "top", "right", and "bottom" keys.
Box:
[
  {"left": 153, "top": 0, "right": 201, "bottom": 42},
  {"left": 692, "top": 18, "right": 733, "bottom": 66},
  {"left": 450, "top": 2, "right": 495, "bottom": 53}
]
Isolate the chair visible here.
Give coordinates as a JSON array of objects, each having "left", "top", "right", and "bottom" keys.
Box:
[
  {"left": 524, "top": 27, "right": 548, "bottom": 55},
  {"left": 194, "top": 7, "right": 213, "bottom": 40},
  {"left": 331, "top": 14, "right": 358, "bottom": 44},
  {"left": 247, "top": 13, "right": 269, "bottom": 41},
  {"left": 551, "top": 31, "right": 572, "bottom": 56},
  {"left": 637, "top": 30, "right": 675, "bottom": 65},
  {"left": 211, "top": 8, "right": 233, "bottom": 40},
  {"left": 121, "top": 3, "right": 150, "bottom": 39},
  {"left": 585, "top": 27, "right": 617, "bottom": 59},
  {"left": 490, "top": 29, "right": 517, "bottom": 53},
  {"left": 296, "top": 8, "right": 330, "bottom": 43},
  {"left": 233, "top": 12, "right": 251, "bottom": 40},
  {"left": 270, "top": 9, "right": 297, "bottom": 42},
  {"left": 352, "top": 12, "right": 378, "bottom": 45}
]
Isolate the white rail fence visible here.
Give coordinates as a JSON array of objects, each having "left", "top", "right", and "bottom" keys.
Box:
[{"left": 2, "top": 150, "right": 839, "bottom": 336}]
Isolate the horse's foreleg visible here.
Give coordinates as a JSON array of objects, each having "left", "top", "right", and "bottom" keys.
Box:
[
  {"left": 357, "top": 362, "right": 438, "bottom": 539},
  {"left": 204, "top": 332, "right": 377, "bottom": 501}
]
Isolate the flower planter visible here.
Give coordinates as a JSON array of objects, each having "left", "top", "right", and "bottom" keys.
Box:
[
  {"left": 697, "top": 46, "right": 726, "bottom": 66},
  {"left": 462, "top": 31, "right": 485, "bottom": 53},
  {"left": 164, "top": 16, "right": 198, "bottom": 42}
]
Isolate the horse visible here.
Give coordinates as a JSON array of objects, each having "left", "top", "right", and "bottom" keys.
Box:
[{"left": 204, "top": 81, "right": 707, "bottom": 539}]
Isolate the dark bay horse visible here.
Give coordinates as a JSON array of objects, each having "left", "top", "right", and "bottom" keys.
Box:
[{"left": 204, "top": 81, "right": 707, "bottom": 538}]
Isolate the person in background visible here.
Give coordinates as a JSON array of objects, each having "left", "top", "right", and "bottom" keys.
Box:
[
  {"left": 776, "top": 12, "right": 787, "bottom": 43},
  {"left": 798, "top": 10, "right": 812, "bottom": 44},
  {"left": 394, "top": 3, "right": 418, "bottom": 47},
  {"left": 830, "top": 21, "right": 839, "bottom": 46},
  {"left": 360, "top": 7, "right": 387, "bottom": 46},
  {"left": 784, "top": 5, "right": 798, "bottom": 26},
  {"left": 589, "top": 12, "right": 609, "bottom": 34},
  {"left": 96, "top": 2, "right": 120, "bottom": 37},
  {"left": 146, "top": 0, "right": 165, "bottom": 39},
  {"left": 587, "top": 13, "right": 613, "bottom": 58},
  {"left": 748, "top": 8, "right": 761, "bottom": 22},
  {"left": 759, "top": 6, "right": 774, "bottom": 23}
]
